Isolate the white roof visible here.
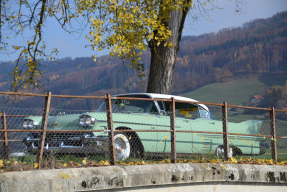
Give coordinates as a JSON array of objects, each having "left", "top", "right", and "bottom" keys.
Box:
[{"left": 114, "top": 93, "right": 209, "bottom": 111}]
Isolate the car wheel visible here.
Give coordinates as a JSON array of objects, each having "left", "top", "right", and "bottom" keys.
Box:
[
  {"left": 215, "top": 146, "right": 233, "bottom": 159},
  {"left": 114, "top": 133, "right": 131, "bottom": 160}
]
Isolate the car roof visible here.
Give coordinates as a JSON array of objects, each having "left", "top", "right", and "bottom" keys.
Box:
[{"left": 113, "top": 93, "right": 209, "bottom": 111}]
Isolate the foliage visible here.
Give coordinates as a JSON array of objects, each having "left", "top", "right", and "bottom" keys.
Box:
[
  {"left": 0, "top": 0, "right": 199, "bottom": 91},
  {"left": 0, "top": 11, "right": 287, "bottom": 107},
  {"left": 0, "top": 0, "right": 65, "bottom": 91},
  {"left": 264, "top": 84, "right": 287, "bottom": 108},
  {"left": 214, "top": 67, "right": 233, "bottom": 82}
]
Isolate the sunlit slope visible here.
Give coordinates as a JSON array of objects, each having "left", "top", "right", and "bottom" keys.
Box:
[{"left": 182, "top": 78, "right": 267, "bottom": 106}]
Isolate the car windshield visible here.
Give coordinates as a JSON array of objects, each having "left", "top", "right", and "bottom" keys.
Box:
[{"left": 97, "top": 96, "right": 158, "bottom": 114}]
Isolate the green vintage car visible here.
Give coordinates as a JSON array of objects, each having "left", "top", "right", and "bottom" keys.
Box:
[{"left": 22, "top": 93, "right": 264, "bottom": 160}]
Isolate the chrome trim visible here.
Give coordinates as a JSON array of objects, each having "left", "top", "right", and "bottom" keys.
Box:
[
  {"left": 24, "top": 135, "right": 109, "bottom": 153},
  {"left": 111, "top": 120, "right": 181, "bottom": 129}
]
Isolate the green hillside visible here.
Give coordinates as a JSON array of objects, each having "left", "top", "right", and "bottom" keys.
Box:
[{"left": 182, "top": 76, "right": 286, "bottom": 106}]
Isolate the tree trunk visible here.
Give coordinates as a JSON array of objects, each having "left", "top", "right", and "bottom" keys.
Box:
[{"left": 147, "top": 3, "right": 189, "bottom": 94}]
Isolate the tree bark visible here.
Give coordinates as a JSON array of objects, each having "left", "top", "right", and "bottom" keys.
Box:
[{"left": 147, "top": 2, "right": 190, "bottom": 94}]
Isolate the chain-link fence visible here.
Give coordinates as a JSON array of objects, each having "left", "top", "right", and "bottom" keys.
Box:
[{"left": 0, "top": 91, "right": 286, "bottom": 172}]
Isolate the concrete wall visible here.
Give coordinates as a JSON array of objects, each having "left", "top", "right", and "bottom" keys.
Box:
[{"left": 0, "top": 163, "right": 286, "bottom": 192}]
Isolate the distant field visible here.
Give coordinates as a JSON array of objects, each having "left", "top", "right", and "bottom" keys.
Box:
[{"left": 182, "top": 76, "right": 286, "bottom": 106}]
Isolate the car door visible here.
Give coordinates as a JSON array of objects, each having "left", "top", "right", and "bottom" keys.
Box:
[
  {"left": 156, "top": 101, "right": 196, "bottom": 154},
  {"left": 113, "top": 95, "right": 159, "bottom": 153},
  {"left": 191, "top": 118, "right": 222, "bottom": 154}
]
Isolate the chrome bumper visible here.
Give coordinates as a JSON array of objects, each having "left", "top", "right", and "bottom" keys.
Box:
[{"left": 23, "top": 135, "right": 109, "bottom": 154}]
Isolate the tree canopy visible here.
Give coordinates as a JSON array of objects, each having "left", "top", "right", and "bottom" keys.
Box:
[{"left": 0, "top": 0, "right": 242, "bottom": 93}]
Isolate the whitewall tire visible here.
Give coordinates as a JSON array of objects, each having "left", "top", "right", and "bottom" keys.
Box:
[{"left": 114, "top": 133, "right": 131, "bottom": 160}]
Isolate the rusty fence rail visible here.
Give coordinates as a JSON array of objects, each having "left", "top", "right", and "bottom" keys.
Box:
[{"left": 0, "top": 91, "right": 287, "bottom": 169}]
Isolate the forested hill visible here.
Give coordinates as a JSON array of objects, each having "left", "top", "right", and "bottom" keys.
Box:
[{"left": 0, "top": 11, "right": 286, "bottom": 109}]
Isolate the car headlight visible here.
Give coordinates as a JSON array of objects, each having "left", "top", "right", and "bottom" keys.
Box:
[
  {"left": 79, "top": 117, "right": 86, "bottom": 126},
  {"left": 22, "top": 119, "right": 39, "bottom": 129},
  {"left": 23, "top": 120, "right": 29, "bottom": 129},
  {"left": 79, "top": 115, "right": 96, "bottom": 127}
]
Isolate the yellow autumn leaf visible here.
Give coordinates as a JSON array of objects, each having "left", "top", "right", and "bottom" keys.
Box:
[
  {"left": 234, "top": 135, "right": 237, "bottom": 140},
  {"left": 249, "top": 141, "right": 252, "bottom": 146},
  {"left": 165, "top": 136, "right": 168, "bottom": 140},
  {"left": 194, "top": 133, "right": 196, "bottom": 136},
  {"left": 82, "top": 159, "right": 87, "bottom": 165},
  {"left": 129, "top": 136, "right": 131, "bottom": 140},
  {"left": 121, "top": 135, "right": 125, "bottom": 139},
  {"left": 211, "top": 159, "right": 217, "bottom": 163},
  {"left": 63, "top": 163, "right": 67, "bottom": 167},
  {"left": 230, "top": 157, "right": 238, "bottom": 163},
  {"left": 0, "top": 160, "right": 3, "bottom": 167},
  {"left": 242, "top": 139, "right": 245, "bottom": 143},
  {"left": 205, "top": 145, "right": 208, "bottom": 148},
  {"left": 160, "top": 140, "right": 162, "bottom": 144},
  {"left": 201, "top": 137, "right": 204, "bottom": 141},
  {"left": 34, "top": 163, "right": 39, "bottom": 169},
  {"left": 104, "top": 161, "right": 110, "bottom": 166}
]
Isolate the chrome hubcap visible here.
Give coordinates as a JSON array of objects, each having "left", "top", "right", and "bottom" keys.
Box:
[{"left": 114, "top": 135, "right": 130, "bottom": 160}]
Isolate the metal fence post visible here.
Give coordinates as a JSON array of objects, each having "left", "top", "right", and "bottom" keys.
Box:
[
  {"left": 36, "top": 92, "right": 52, "bottom": 169},
  {"left": 105, "top": 94, "right": 116, "bottom": 165},
  {"left": 170, "top": 97, "right": 177, "bottom": 163},
  {"left": 222, "top": 102, "right": 229, "bottom": 161},
  {"left": 1, "top": 113, "right": 8, "bottom": 160},
  {"left": 270, "top": 107, "right": 277, "bottom": 164}
]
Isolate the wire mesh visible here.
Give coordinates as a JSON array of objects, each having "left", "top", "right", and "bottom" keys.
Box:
[
  {"left": 1, "top": 93, "right": 286, "bottom": 172},
  {"left": 275, "top": 110, "right": 287, "bottom": 162},
  {"left": 0, "top": 100, "right": 112, "bottom": 171},
  {"left": 227, "top": 106, "right": 272, "bottom": 161}
]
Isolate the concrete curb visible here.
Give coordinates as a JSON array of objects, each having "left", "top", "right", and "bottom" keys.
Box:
[{"left": 0, "top": 163, "right": 287, "bottom": 192}]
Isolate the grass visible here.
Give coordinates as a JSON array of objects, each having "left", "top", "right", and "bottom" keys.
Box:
[
  {"left": 182, "top": 75, "right": 287, "bottom": 106},
  {"left": 240, "top": 148, "right": 287, "bottom": 161},
  {"left": 182, "top": 78, "right": 266, "bottom": 105}
]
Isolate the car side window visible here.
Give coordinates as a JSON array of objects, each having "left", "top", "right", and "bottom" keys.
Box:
[
  {"left": 162, "top": 101, "right": 199, "bottom": 119},
  {"left": 114, "top": 99, "right": 157, "bottom": 113},
  {"left": 97, "top": 95, "right": 158, "bottom": 114}
]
